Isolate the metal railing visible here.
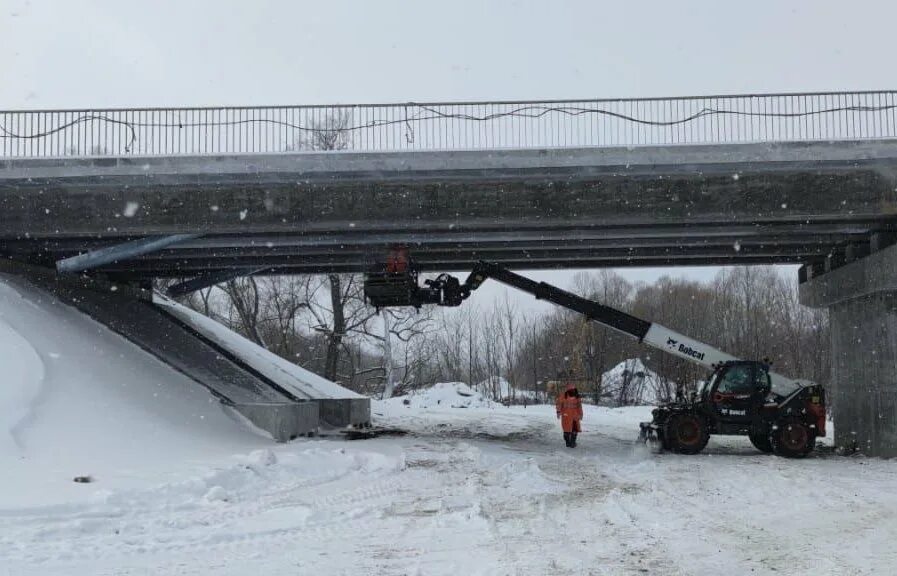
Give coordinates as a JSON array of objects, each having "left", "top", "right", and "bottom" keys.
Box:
[{"left": 2, "top": 91, "right": 896, "bottom": 158}]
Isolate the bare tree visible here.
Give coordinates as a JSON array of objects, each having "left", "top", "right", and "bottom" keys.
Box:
[
  {"left": 221, "top": 276, "right": 266, "bottom": 347},
  {"left": 433, "top": 307, "right": 468, "bottom": 383},
  {"left": 291, "top": 110, "right": 353, "bottom": 152},
  {"left": 497, "top": 293, "right": 519, "bottom": 401},
  {"left": 357, "top": 306, "right": 435, "bottom": 398},
  {"left": 571, "top": 270, "right": 633, "bottom": 403},
  {"left": 258, "top": 276, "right": 310, "bottom": 359},
  {"left": 297, "top": 274, "right": 376, "bottom": 382}
]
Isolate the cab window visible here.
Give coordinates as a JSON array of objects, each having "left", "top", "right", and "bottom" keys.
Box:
[{"left": 716, "top": 365, "right": 755, "bottom": 395}]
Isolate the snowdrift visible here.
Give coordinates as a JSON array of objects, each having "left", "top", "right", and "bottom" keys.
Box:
[
  {"left": 601, "top": 358, "right": 674, "bottom": 405},
  {"left": 383, "top": 382, "right": 496, "bottom": 410},
  {"left": 0, "top": 274, "right": 265, "bottom": 507}
]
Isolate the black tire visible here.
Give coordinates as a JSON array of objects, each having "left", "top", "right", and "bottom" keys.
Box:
[
  {"left": 770, "top": 418, "right": 815, "bottom": 458},
  {"left": 664, "top": 413, "right": 709, "bottom": 455},
  {"left": 749, "top": 432, "right": 773, "bottom": 453}
]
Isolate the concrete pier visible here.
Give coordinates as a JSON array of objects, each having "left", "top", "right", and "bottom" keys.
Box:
[{"left": 800, "top": 242, "right": 897, "bottom": 456}]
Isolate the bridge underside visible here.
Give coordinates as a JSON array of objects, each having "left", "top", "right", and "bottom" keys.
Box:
[
  {"left": 1, "top": 140, "right": 897, "bottom": 277},
  {"left": 0, "top": 223, "right": 887, "bottom": 276}
]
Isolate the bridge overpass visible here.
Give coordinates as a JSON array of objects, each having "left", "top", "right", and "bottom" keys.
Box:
[
  {"left": 1, "top": 92, "right": 897, "bottom": 276},
  {"left": 1, "top": 91, "right": 896, "bottom": 454}
]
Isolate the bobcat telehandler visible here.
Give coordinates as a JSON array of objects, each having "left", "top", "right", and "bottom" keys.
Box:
[{"left": 364, "top": 259, "right": 826, "bottom": 458}]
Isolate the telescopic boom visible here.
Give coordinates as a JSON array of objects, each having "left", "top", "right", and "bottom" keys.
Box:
[{"left": 462, "top": 261, "right": 740, "bottom": 370}]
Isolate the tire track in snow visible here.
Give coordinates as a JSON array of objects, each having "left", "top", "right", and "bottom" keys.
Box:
[
  {"left": 609, "top": 457, "right": 895, "bottom": 575},
  {"left": 2, "top": 466, "right": 417, "bottom": 564},
  {"left": 516, "top": 443, "right": 688, "bottom": 576}
]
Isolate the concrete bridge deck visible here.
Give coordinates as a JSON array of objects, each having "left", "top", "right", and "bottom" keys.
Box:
[{"left": 1, "top": 139, "right": 896, "bottom": 275}]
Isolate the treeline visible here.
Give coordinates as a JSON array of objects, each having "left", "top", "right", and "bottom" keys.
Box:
[{"left": 164, "top": 266, "right": 830, "bottom": 406}]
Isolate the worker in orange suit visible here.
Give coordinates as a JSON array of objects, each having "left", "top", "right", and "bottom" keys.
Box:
[{"left": 556, "top": 382, "right": 584, "bottom": 448}]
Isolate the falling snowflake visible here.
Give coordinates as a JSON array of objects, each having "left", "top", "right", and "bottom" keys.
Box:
[
  {"left": 123, "top": 201, "right": 140, "bottom": 218},
  {"left": 239, "top": 209, "right": 248, "bottom": 221}
]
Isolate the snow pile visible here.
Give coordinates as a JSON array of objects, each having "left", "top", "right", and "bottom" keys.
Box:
[
  {"left": 0, "top": 274, "right": 265, "bottom": 507},
  {"left": 384, "top": 382, "right": 496, "bottom": 410},
  {"left": 602, "top": 358, "right": 673, "bottom": 405},
  {"left": 155, "top": 295, "right": 363, "bottom": 400}
]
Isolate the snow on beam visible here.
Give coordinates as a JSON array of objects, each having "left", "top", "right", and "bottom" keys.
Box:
[
  {"left": 166, "top": 267, "right": 266, "bottom": 298},
  {"left": 56, "top": 234, "right": 200, "bottom": 274}
]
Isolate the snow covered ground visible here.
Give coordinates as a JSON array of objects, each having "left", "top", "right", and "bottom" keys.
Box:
[
  {"left": 5, "top": 399, "right": 897, "bottom": 574},
  {"left": 2, "top": 276, "right": 896, "bottom": 575}
]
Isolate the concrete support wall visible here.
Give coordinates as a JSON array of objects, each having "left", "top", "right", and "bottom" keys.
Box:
[
  {"left": 829, "top": 295, "right": 897, "bottom": 455},
  {"left": 800, "top": 242, "right": 897, "bottom": 457},
  {"left": 318, "top": 398, "right": 372, "bottom": 428},
  {"left": 234, "top": 402, "right": 320, "bottom": 442}
]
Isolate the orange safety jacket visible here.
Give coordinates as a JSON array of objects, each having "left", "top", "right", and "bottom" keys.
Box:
[{"left": 556, "top": 385, "right": 583, "bottom": 433}]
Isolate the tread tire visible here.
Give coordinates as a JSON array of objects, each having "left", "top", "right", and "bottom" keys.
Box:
[
  {"left": 665, "top": 412, "right": 709, "bottom": 455},
  {"left": 749, "top": 432, "right": 774, "bottom": 453},
  {"left": 771, "top": 418, "right": 815, "bottom": 458}
]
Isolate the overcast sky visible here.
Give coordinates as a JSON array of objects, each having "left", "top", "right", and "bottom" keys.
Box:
[{"left": 2, "top": 0, "right": 894, "bottom": 313}]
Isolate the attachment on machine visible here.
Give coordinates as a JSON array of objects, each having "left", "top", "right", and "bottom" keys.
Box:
[{"left": 362, "top": 247, "right": 470, "bottom": 310}]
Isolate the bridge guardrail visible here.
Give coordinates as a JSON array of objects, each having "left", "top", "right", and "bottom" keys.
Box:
[{"left": 2, "top": 91, "right": 896, "bottom": 158}]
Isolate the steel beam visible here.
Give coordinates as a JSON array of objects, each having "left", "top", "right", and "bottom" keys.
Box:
[
  {"left": 166, "top": 267, "right": 266, "bottom": 298},
  {"left": 56, "top": 234, "right": 199, "bottom": 274},
  {"left": 123, "top": 255, "right": 812, "bottom": 278}
]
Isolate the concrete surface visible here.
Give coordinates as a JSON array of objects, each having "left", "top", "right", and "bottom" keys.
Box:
[
  {"left": 234, "top": 402, "right": 320, "bottom": 442},
  {"left": 800, "top": 242, "right": 897, "bottom": 456},
  {"left": 318, "top": 398, "right": 373, "bottom": 428}
]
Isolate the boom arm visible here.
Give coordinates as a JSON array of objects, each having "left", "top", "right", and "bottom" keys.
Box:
[{"left": 461, "top": 262, "right": 739, "bottom": 370}]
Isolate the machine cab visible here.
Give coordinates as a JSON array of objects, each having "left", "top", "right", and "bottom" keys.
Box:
[{"left": 703, "top": 361, "right": 771, "bottom": 424}]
